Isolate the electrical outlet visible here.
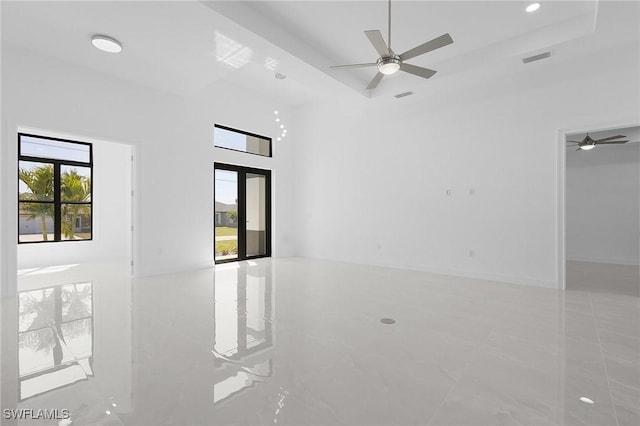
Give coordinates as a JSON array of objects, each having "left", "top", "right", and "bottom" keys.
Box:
[
  {"left": 446, "top": 189, "right": 452, "bottom": 196},
  {"left": 469, "top": 188, "right": 475, "bottom": 196},
  {"left": 469, "top": 249, "right": 475, "bottom": 258}
]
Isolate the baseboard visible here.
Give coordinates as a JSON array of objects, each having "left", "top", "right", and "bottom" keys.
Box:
[
  {"left": 300, "top": 254, "right": 558, "bottom": 290},
  {"left": 415, "top": 265, "right": 558, "bottom": 289},
  {"left": 567, "top": 256, "right": 640, "bottom": 267}
]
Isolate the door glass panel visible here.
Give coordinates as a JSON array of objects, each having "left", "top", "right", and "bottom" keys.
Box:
[
  {"left": 215, "top": 170, "right": 238, "bottom": 261},
  {"left": 245, "top": 173, "right": 267, "bottom": 257}
]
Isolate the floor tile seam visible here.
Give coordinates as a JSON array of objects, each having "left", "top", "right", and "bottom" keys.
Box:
[{"left": 589, "top": 291, "right": 621, "bottom": 426}]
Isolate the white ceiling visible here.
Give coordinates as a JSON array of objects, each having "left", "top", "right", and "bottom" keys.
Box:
[
  {"left": 2, "top": 1, "right": 639, "bottom": 105},
  {"left": 205, "top": 0, "right": 635, "bottom": 98},
  {"left": 1, "top": 0, "right": 343, "bottom": 105}
]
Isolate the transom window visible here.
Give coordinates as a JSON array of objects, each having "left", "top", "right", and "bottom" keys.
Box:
[
  {"left": 18, "top": 134, "right": 93, "bottom": 243},
  {"left": 214, "top": 124, "right": 272, "bottom": 157}
]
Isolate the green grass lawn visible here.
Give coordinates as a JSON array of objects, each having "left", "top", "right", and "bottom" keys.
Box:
[
  {"left": 215, "top": 240, "right": 238, "bottom": 255},
  {"left": 215, "top": 226, "right": 238, "bottom": 237}
]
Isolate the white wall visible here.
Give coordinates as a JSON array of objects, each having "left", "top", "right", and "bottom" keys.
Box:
[
  {"left": 17, "top": 140, "right": 132, "bottom": 269},
  {"left": 293, "top": 44, "right": 640, "bottom": 289},
  {"left": 1, "top": 46, "right": 296, "bottom": 286},
  {"left": 566, "top": 143, "right": 640, "bottom": 266}
]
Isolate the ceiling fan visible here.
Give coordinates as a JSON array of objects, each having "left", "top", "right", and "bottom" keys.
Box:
[
  {"left": 329, "top": 0, "right": 454, "bottom": 90},
  {"left": 566, "top": 134, "right": 629, "bottom": 151}
]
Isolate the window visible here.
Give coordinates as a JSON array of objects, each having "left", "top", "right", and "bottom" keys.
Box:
[
  {"left": 18, "top": 134, "right": 93, "bottom": 243},
  {"left": 214, "top": 124, "right": 272, "bottom": 157}
]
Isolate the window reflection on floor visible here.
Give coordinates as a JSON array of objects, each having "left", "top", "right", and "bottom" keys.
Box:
[
  {"left": 18, "top": 282, "right": 93, "bottom": 400},
  {"left": 213, "top": 263, "right": 273, "bottom": 404}
]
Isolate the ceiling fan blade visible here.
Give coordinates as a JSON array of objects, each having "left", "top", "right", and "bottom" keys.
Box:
[
  {"left": 400, "top": 33, "right": 453, "bottom": 61},
  {"left": 366, "top": 72, "right": 384, "bottom": 90},
  {"left": 400, "top": 63, "right": 437, "bottom": 79},
  {"left": 364, "top": 30, "right": 389, "bottom": 57},
  {"left": 566, "top": 140, "right": 583, "bottom": 143},
  {"left": 330, "top": 63, "right": 377, "bottom": 70},
  {"left": 596, "top": 140, "right": 629, "bottom": 145},
  {"left": 566, "top": 143, "right": 579, "bottom": 146},
  {"left": 595, "top": 134, "right": 626, "bottom": 142}
]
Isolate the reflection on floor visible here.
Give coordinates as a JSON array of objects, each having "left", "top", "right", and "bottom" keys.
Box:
[
  {"left": 1, "top": 258, "right": 639, "bottom": 425},
  {"left": 567, "top": 260, "right": 640, "bottom": 297},
  {"left": 18, "top": 281, "right": 93, "bottom": 401}
]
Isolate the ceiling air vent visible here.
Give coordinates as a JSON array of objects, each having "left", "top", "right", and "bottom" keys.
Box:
[
  {"left": 394, "top": 91, "right": 414, "bottom": 99},
  {"left": 522, "top": 51, "right": 552, "bottom": 64}
]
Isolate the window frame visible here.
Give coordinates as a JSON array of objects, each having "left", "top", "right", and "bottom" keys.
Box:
[
  {"left": 214, "top": 124, "right": 273, "bottom": 158},
  {"left": 18, "top": 133, "right": 93, "bottom": 244}
]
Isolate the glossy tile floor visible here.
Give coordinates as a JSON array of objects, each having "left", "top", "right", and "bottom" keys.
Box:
[{"left": 1, "top": 258, "right": 638, "bottom": 425}]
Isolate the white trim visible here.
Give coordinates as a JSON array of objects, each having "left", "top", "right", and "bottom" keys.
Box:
[{"left": 567, "top": 256, "right": 640, "bottom": 267}]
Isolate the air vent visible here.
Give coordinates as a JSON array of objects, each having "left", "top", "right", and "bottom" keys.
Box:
[
  {"left": 522, "top": 52, "right": 551, "bottom": 64},
  {"left": 394, "top": 91, "right": 414, "bottom": 99}
]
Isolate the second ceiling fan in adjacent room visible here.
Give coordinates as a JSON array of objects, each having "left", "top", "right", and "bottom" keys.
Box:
[{"left": 567, "top": 134, "right": 631, "bottom": 151}]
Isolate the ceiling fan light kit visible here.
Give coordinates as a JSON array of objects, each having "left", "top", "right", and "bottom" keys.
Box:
[
  {"left": 377, "top": 55, "right": 401, "bottom": 75},
  {"left": 330, "top": 0, "right": 454, "bottom": 90}
]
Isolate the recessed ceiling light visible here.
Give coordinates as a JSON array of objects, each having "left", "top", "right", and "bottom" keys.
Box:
[
  {"left": 526, "top": 3, "right": 541, "bottom": 13},
  {"left": 280, "top": 125, "right": 284, "bottom": 129},
  {"left": 277, "top": 137, "right": 281, "bottom": 141},
  {"left": 275, "top": 118, "right": 280, "bottom": 122},
  {"left": 579, "top": 397, "right": 594, "bottom": 404},
  {"left": 91, "top": 35, "right": 122, "bottom": 53},
  {"left": 274, "top": 110, "right": 279, "bottom": 115}
]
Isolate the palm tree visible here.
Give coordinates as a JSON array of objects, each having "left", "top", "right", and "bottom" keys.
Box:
[
  {"left": 61, "top": 170, "right": 91, "bottom": 239},
  {"left": 19, "top": 165, "right": 54, "bottom": 240}
]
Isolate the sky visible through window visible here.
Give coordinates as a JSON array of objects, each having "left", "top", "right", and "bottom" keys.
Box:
[
  {"left": 20, "top": 135, "right": 90, "bottom": 163},
  {"left": 18, "top": 136, "right": 91, "bottom": 195},
  {"left": 215, "top": 170, "right": 237, "bottom": 206},
  {"left": 214, "top": 127, "right": 247, "bottom": 152}
]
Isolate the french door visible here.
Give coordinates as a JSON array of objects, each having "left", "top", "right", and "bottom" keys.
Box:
[{"left": 214, "top": 163, "right": 271, "bottom": 263}]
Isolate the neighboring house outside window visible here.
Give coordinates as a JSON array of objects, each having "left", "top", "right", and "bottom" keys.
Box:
[
  {"left": 215, "top": 201, "right": 237, "bottom": 227},
  {"left": 18, "top": 134, "right": 93, "bottom": 243}
]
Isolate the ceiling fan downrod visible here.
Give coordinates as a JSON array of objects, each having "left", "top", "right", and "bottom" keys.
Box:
[{"left": 388, "top": 0, "right": 392, "bottom": 53}]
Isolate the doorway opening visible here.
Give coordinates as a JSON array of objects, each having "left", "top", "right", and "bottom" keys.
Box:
[
  {"left": 214, "top": 163, "right": 271, "bottom": 264},
  {"left": 562, "top": 125, "right": 639, "bottom": 296},
  {"left": 17, "top": 132, "right": 135, "bottom": 289}
]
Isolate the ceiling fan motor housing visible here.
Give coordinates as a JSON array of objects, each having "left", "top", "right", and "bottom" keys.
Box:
[{"left": 377, "top": 54, "right": 401, "bottom": 74}]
